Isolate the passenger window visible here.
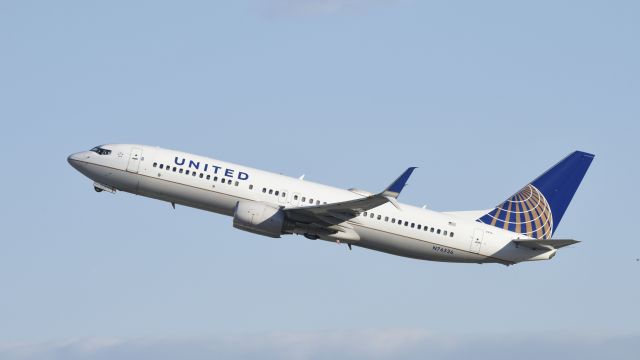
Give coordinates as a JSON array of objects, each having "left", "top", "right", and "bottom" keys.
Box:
[
  {"left": 417, "top": 225, "right": 422, "bottom": 230},
  {"left": 214, "top": 176, "right": 218, "bottom": 182},
  {"left": 275, "top": 191, "right": 279, "bottom": 196},
  {"left": 385, "top": 217, "right": 389, "bottom": 222},
  {"left": 411, "top": 223, "right": 415, "bottom": 228},
  {"left": 369, "top": 213, "right": 374, "bottom": 218},
  {"left": 192, "top": 172, "right": 196, "bottom": 177},
  {"left": 221, "top": 178, "right": 226, "bottom": 183},
  {"left": 294, "top": 195, "right": 299, "bottom": 200},
  {"left": 302, "top": 197, "right": 306, "bottom": 202},
  {"left": 392, "top": 218, "right": 396, "bottom": 223},
  {"left": 283, "top": 193, "right": 287, "bottom": 198},
  {"left": 430, "top": 228, "right": 434, "bottom": 233},
  {"left": 159, "top": 164, "right": 164, "bottom": 169},
  {"left": 377, "top": 215, "right": 382, "bottom": 220},
  {"left": 316, "top": 200, "right": 320, "bottom": 205},
  {"left": 235, "top": 181, "right": 239, "bottom": 186},
  {"left": 173, "top": 167, "right": 177, "bottom": 172},
  {"left": 443, "top": 230, "right": 448, "bottom": 236},
  {"left": 179, "top": 168, "right": 183, "bottom": 174},
  {"left": 153, "top": 163, "right": 157, "bottom": 167},
  {"left": 249, "top": 185, "right": 254, "bottom": 190},
  {"left": 206, "top": 175, "right": 211, "bottom": 180},
  {"left": 450, "top": 232, "right": 454, "bottom": 237},
  {"left": 323, "top": 202, "right": 328, "bottom": 205},
  {"left": 424, "top": 226, "right": 428, "bottom": 231},
  {"left": 437, "top": 229, "right": 441, "bottom": 234},
  {"left": 185, "top": 170, "right": 190, "bottom": 175},
  {"left": 363, "top": 212, "right": 368, "bottom": 216},
  {"left": 404, "top": 221, "right": 409, "bottom": 226},
  {"left": 199, "top": 173, "right": 204, "bottom": 178},
  {"left": 269, "top": 189, "right": 273, "bottom": 195},
  {"left": 309, "top": 198, "right": 313, "bottom": 204}
]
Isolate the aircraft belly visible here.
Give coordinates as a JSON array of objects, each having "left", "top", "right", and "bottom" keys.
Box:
[
  {"left": 80, "top": 163, "right": 139, "bottom": 193},
  {"left": 136, "top": 174, "right": 238, "bottom": 216},
  {"left": 352, "top": 225, "right": 491, "bottom": 263}
]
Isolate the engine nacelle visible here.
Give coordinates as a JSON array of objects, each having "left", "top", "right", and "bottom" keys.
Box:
[{"left": 233, "top": 201, "right": 285, "bottom": 238}]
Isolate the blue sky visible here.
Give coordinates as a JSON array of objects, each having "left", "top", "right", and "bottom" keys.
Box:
[{"left": 1, "top": 0, "right": 639, "bottom": 358}]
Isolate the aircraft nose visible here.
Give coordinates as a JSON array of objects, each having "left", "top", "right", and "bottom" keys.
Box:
[{"left": 67, "top": 152, "right": 83, "bottom": 170}]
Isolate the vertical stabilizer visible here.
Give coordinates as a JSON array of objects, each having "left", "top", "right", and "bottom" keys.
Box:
[{"left": 477, "top": 151, "right": 594, "bottom": 239}]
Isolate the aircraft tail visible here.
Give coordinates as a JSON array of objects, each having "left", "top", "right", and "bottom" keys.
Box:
[{"left": 477, "top": 151, "right": 594, "bottom": 239}]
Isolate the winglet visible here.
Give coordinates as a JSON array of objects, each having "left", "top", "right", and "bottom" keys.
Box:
[{"left": 382, "top": 167, "right": 417, "bottom": 199}]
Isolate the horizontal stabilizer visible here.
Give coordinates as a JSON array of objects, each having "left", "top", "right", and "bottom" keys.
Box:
[{"left": 513, "top": 239, "right": 580, "bottom": 250}]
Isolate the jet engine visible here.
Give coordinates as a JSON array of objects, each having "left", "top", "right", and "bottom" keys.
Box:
[{"left": 233, "top": 201, "right": 286, "bottom": 238}]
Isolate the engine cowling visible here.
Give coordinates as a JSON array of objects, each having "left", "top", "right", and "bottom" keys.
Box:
[{"left": 233, "top": 201, "right": 285, "bottom": 238}]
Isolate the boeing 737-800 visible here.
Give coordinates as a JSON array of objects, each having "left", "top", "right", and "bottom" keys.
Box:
[{"left": 68, "top": 144, "right": 594, "bottom": 265}]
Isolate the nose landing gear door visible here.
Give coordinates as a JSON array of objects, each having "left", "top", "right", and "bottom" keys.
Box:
[{"left": 126, "top": 147, "right": 142, "bottom": 173}]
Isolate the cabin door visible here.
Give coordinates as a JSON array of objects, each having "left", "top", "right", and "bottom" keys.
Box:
[
  {"left": 126, "top": 147, "right": 142, "bottom": 173},
  {"left": 470, "top": 229, "right": 484, "bottom": 253}
]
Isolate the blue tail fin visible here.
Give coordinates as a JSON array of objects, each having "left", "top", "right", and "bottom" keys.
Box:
[{"left": 477, "top": 151, "right": 594, "bottom": 239}]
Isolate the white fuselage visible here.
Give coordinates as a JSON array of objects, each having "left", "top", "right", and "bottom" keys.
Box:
[{"left": 68, "top": 144, "right": 555, "bottom": 265}]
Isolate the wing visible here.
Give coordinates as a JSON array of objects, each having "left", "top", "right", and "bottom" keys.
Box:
[{"left": 284, "top": 167, "right": 417, "bottom": 227}]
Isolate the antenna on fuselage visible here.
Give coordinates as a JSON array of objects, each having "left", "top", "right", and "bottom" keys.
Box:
[{"left": 299, "top": 174, "right": 305, "bottom": 180}]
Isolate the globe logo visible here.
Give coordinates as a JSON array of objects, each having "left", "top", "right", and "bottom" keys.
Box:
[{"left": 478, "top": 184, "right": 553, "bottom": 239}]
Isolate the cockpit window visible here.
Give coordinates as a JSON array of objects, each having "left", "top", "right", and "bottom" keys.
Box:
[{"left": 90, "top": 146, "right": 112, "bottom": 155}]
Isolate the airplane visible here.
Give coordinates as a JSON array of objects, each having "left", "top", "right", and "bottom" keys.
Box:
[{"left": 67, "top": 144, "right": 594, "bottom": 265}]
